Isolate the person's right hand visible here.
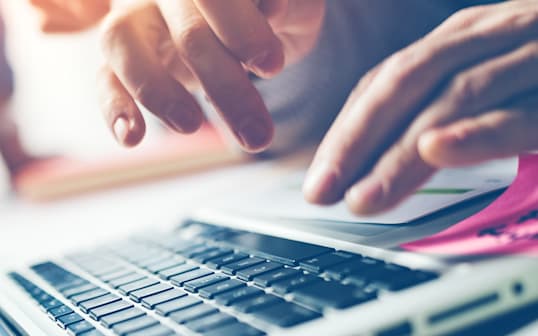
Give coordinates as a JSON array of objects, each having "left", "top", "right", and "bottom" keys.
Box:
[{"left": 99, "top": 0, "right": 325, "bottom": 152}]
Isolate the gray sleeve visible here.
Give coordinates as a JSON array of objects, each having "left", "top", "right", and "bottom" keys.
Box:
[{"left": 205, "top": 1, "right": 458, "bottom": 154}]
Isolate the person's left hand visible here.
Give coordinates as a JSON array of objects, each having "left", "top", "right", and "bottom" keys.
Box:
[
  {"left": 304, "top": 0, "right": 538, "bottom": 215},
  {"left": 29, "top": 0, "right": 110, "bottom": 32}
]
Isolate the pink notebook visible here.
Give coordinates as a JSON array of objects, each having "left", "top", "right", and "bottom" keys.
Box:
[{"left": 403, "top": 155, "right": 538, "bottom": 256}]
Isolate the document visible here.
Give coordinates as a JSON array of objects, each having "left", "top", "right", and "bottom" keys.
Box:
[
  {"left": 403, "top": 155, "right": 538, "bottom": 256},
  {"left": 227, "top": 160, "right": 516, "bottom": 225}
]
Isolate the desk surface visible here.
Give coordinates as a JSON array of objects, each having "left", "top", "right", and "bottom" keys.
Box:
[{"left": 0, "top": 158, "right": 293, "bottom": 265}]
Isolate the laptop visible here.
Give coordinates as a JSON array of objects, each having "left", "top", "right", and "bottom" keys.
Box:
[{"left": 0, "top": 166, "right": 537, "bottom": 336}]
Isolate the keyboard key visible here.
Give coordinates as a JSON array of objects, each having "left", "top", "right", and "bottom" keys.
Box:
[
  {"left": 173, "top": 243, "right": 205, "bottom": 254},
  {"left": 184, "top": 312, "right": 236, "bottom": 333},
  {"left": 129, "top": 283, "right": 172, "bottom": 303},
  {"left": 222, "top": 232, "right": 332, "bottom": 265},
  {"left": 79, "top": 330, "right": 105, "bottom": 336},
  {"left": 182, "top": 245, "right": 217, "bottom": 259},
  {"left": 141, "top": 288, "right": 187, "bottom": 309},
  {"left": 48, "top": 305, "right": 73, "bottom": 319},
  {"left": 34, "top": 292, "right": 53, "bottom": 304},
  {"left": 199, "top": 279, "right": 245, "bottom": 299},
  {"left": 145, "top": 259, "right": 185, "bottom": 274},
  {"left": 118, "top": 278, "right": 159, "bottom": 295},
  {"left": 89, "top": 300, "right": 133, "bottom": 321},
  {"left": 126, "top": 324, "right": 175, "bottom": 336},
  {"left": 56, "top": 279, "right": 88, "bottom": 294},
  {"left": 325, "top": 258, "right": 383, "bottom": 281},
  {"left": 252, "top": 301, "right": 321, "bottom": 327},
  {"left": 169, "top": 303, "right": 218, "bottom": 324},
  {"left": 384, "top": 271, "right": 438, "bottom": 291},
  {"left": 170, "top": 269, "right": 213, "bottom": 287},
  {"left": 40, "top": 298, "right": 63, "bottom": 311},
  {"left": 31, "top": 262, "right": 84, "bottom": 290},
  {"left": 71, "top": 289, "right": 109, "bottom": 306},
  {"left": 292, "top": 281, "right": 376, "bottom": 311},
  {"left": 299, "top": 251, "right": 359, "bottom": 273},
  {"left": 100, "top": 308, "right": 145, "bottom": 328},
  {"left": 66, "top": 320, "right": 95, "bottom": 335},
  {"left": 193, "top": 248, "right": 232, "bottom": 263},
  {"left": 221, "top": 257, "right": 265, "bottom": 275},
  {"left": 112, "top": 315, "right": 159, "bottom": 335},
  {"left": 91, "top": 266, "right": 125, "bottom": 278},
  {"left": 136, "top": 255, "right": 172, "bottom": 268},
  {"left": 236, "top": 261, "right": 283, "bottom": 281},
  {"left": 233, "top": 294, "right": 283, "bottom": 313},
  {"left": 253, "top": 268, "right": 302, "bottom": 287},
  {"left": 109, "top": 273, "right": 146, "bottom": 289},
  {"left": 155, "top": 296, "right": 201, "bottom": 316},
  {"left": 62, "top": 283, "right": 99, "bottom": 299},
  {"left": 57, "top": 312, "right": 84, "bottom": 328},
  {"left": 215, "top": 286, "right": 264, "bottom": 306},
  {"left": 99, "top": 269, "right": 133, "bottom": 283},
  {"left": 353, "top": 263, "right": 408, "bottom": 281},
  {"left": 271, "top": 274, "right": 322, "bottom": 294},
  {"left": 184, "top": 274, "right": 228, "bottom": 293},
  {"left": 206, "top": 252, "right": 249, "bottom": 269},
  {"left": 204, "top": 322, "right": 265, "bottom": 336},
  {"left": 158, "top": 264, "right": 198, "bottom": 280},
  {"left": 79, "top": 294, "right": 120, "bottom": 313}
]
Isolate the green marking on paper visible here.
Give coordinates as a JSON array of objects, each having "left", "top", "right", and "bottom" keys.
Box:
[{"left": 416, "top": 188, "right": 472, "bottom": 195}]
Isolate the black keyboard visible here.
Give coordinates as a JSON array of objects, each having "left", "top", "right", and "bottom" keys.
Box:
[{"left": 8, "top": 221, "right": 438, "bottom": 335}]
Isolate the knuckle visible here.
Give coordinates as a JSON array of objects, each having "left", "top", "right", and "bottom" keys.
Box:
[
  {"left": 444, "top": 6, "right": 487, "bottom": 30},
  {"left": 172, "top": 19, "right": 211, "bottom": 60},
  {"left": 447, "top": 73, "right": 480, "bottom": 109},
  {"left": 384, "top": 48, "right": 428, "bottom": 86},
  {"left": 522, "top": 41, "right": 538, "bottom": 61},
  {"left": 384, "top": 51, "right": 414, "bottom": 84},
  {"left": 495, "top": 10, "right": 538, "bottom": 32},
  {"left": 100, "top": 14, "right": 130, "bottom": 52}
]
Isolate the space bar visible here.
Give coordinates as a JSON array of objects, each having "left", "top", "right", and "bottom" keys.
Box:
[{"left": 221, "top": 231, "right": 332, "bottom": 265}]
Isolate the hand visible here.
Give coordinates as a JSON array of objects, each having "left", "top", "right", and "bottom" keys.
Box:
[
  {"left": 99, "top": 0, "right": 325, "bottom": 152},
  {"left": 304, "top": 0, "right": 538, "bottom": 215},
  {"left": 29, "top": 0, "right": 110, "bottom": 32}
]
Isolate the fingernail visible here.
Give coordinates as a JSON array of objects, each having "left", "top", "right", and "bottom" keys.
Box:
[
  {"left": 247, "top": 51, "right": 277, "bottom": 77},
  {"left": 303, "top": 161, "right": 339, "bottom": 204},
  {"left": 346, "top": 179, "right": 384, "bottom": 214},
  {"left": 238, "top": 118, "right": 273, "bottom": 152},
  {"left": 113, "top": 117, "right": 129, "bottom": 144},
  {"left": 247, "top": 52, "right": 268, "bottom": 72}
]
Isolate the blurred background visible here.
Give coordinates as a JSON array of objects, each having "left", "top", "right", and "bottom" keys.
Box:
[{"left": 0, "top": 0, "right": 164, "bottom": 192}]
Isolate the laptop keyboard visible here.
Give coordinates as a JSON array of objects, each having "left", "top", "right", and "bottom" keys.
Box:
[{"left": 8, "top": 221, "right": 438, "bottom": 335}]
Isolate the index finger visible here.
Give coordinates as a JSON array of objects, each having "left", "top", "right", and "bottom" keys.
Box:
[{"left": 157, "top": 0, "right": 274, "bottom": 152}]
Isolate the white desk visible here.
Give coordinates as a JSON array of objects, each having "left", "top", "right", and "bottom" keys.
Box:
[{"left": 0, "top": 158, "right": 293, "bottom": 266}]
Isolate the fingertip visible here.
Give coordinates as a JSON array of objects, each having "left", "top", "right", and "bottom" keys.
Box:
[
  {"left": 112, "top": 116, "right": 145, "bottom": 147},
  {"left": 247, "top": 41, "right": 285, "bottom": 79},
  {"left": 236, "top": 117, "right": 274, "bottom": 153},
  {"left": 303, "top": 161, "right": 343, "bottom": 205},
  {"left": 418, "top": 129, "right": 463, "bottom": 167},
  {"left": 344, "top": 180, "right": 385, "bottom": 216}
]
